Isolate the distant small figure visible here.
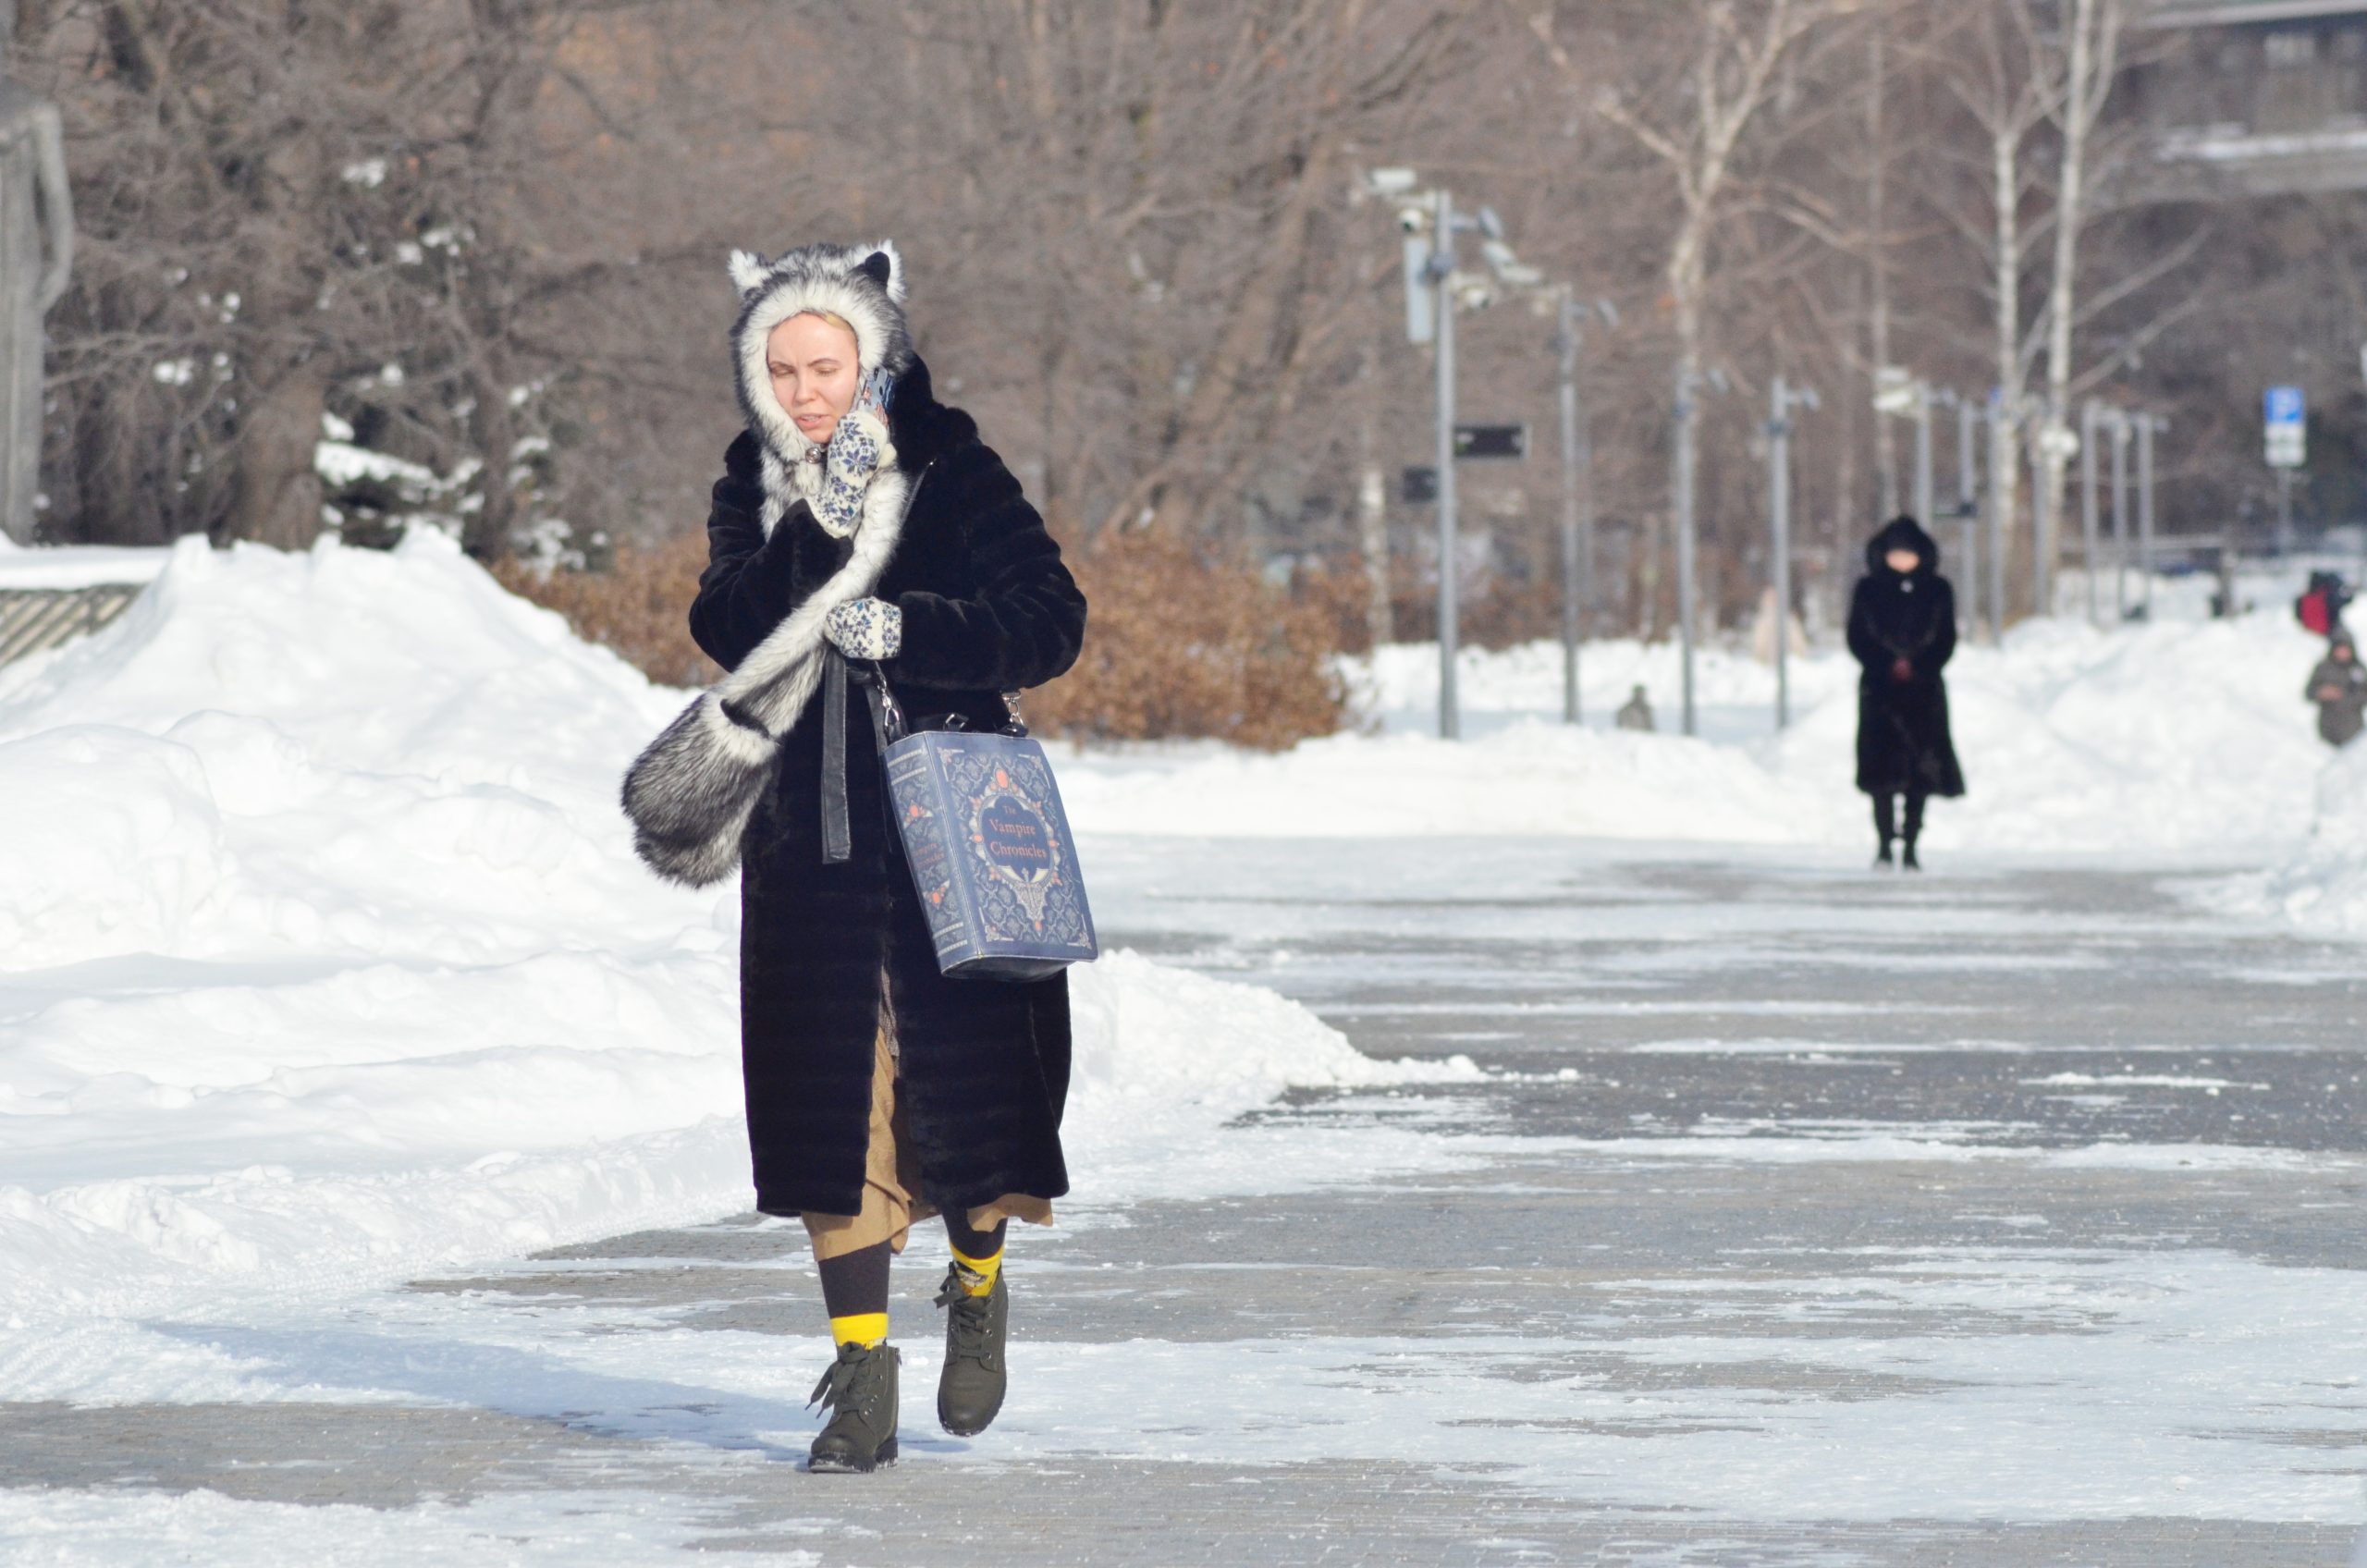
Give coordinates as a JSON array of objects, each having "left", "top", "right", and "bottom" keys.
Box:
[
  {"left": 1848, "top": 517, "right": 1965, "bottom": 872},
  {"left": 1615, "top": 684, "right": 1655, "bottom": 733},
  {"left": 2307, "top": 631, "right": 2367, "bottom": 748},
  {"left": 2297, "top": 570, "right": 2351, "bottom": 638},
  {"left": 2208, "top": 547, "right": 2240, "bottom": 620}
]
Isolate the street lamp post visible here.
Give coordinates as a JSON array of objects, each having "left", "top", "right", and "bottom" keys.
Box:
[
  {"left": 2033, "top": 402, "right": 2077, "bottom": 619},
  {"left": 2109, "top": 410, "right": 2132, "bottom": 622},
  {"left": 1674, "top": 368, "right": 1702, "bottom": 738},
  {"left": 1955, "top": 394, "right": 1980, "bottom": 637},
  {"left": 2137, "top": 414, "right": 2165, "bottom": 620},
  {"left": 1429, "top": 188, "right": 1460, "bottom": 741},
  {"left": 1553, "top": 294, "right": 1601, "bottom": 727},
  {"left": 1986, "top": 394, "right": 2012, "bottom": 643},
  {"left": 1913, "top": 382, "right": 1936, "bottom": 528},
  {"left": 1364, "top": 166, "right": 1528, "bottom": 740},
  {"left": 1768, "top": 374, "right": 1818, "bottom": 730},
  {"left": 2080, "top": 398, "right": 2103, "bottom": 626}
]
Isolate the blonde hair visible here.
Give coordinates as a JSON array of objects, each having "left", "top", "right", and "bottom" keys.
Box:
[{"left": 794, "top": 308, "right": 856, "bottom": 336}]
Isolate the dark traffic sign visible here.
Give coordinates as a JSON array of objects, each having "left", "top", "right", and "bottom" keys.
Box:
[{"left": 1454, "top": 423, "right": 1528, "bottom": 459}]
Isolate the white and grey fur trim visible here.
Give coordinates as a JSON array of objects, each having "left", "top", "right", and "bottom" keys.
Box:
[
  {"left": 620, "top": 460, "right": 913, "bottom": 887},
  {"left": 728, "top": 239, "right": 914, "bottom": 481}
]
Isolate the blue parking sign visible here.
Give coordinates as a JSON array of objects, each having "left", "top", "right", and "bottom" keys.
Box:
[{"left": 2266, "top": 386, "right": 2307, "bottom": 468}]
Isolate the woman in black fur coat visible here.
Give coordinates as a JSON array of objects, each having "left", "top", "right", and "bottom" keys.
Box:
[
  {"left": 1846, "top": 516, "right": 1965, "bottom": 870},
  {"left": 679, "top": 241, "right": 1085, "bottom": 1472}
]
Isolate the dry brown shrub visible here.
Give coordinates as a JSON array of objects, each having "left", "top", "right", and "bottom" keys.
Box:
[
  {"left": 492, "top": 531, "right": 718, "bottom": 689},
  {"left": 494, "top": 524, "right": 1349, "bottom": 748},
  {"left": 1029, "top": 530, "right": 1349, "bottom": 751}
]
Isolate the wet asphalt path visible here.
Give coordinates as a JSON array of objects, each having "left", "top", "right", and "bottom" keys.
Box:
[{"left": 6, "top": 842, "right": 2364, "bottom": 1564}]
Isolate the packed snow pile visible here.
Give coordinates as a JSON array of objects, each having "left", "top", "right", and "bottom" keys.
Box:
[
  {"left": 0, "top": 535, "right": 1454, "bottom": 1364},
  {"left": 0, "top": 533, "right": 170, "bottom": 590},
  {"left": 1063, "top": 613, "right": 2331, "bottom": 856},
  {"left": 2218, "top": 735, "right": 2367, "bottom": 937}
]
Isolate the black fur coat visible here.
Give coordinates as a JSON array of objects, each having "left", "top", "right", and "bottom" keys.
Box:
[
  {"left": 687, "top": 358, "right": 1087, "bottom": 1219},
  {"left": 1847, "top": 516, "right": 1967, "bottom": 800}
]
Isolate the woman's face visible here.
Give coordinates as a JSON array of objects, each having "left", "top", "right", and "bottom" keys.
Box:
[
  {"left": 767, "top": 312, "right": 862, "bottom": 444},
  {"left": 1884, "top": 547, "right": 1922, "bottom": 574}
]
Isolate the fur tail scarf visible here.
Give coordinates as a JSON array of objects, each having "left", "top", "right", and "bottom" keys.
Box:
[
  {"left": 621, "top": 239, "right": 916, "bottom": 887},
  {"left": 620, "top": 456, "right": 909, "bottom": 886}
]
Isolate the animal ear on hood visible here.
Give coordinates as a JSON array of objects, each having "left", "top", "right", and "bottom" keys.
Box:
[
  {"left": 855, "top": 240, "right": 906, "bottom": 303},
  {"left": 728, "top": 249, "right": 770, "bottom": 298}
]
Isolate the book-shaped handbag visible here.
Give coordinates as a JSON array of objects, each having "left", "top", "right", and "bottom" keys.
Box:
[{"left": 873, "top": 683, "right": 1098, "bottom": 981}]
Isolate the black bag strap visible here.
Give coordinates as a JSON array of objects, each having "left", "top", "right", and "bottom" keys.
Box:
[{"left": 820, "top": 650, "right": 852, "bottom": 864}]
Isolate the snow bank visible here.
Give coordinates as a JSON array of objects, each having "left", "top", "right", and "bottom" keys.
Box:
[
  {"left": 2216, "top": 734, "right": 2367, "bottom": 937},
  {"left": 0, "top": 536, "right": 170, "bottom": 590},
  {"left": 1065, "top": 612, "right": 2330, "bottom": 857},
  {"left": 0, "top": 536, "right": 1453, "bottom": 1370}
]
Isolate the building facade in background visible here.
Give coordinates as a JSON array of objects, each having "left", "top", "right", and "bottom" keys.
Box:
[{"left": 2137, "top": 0, "right": 2367, "bottom": 196}]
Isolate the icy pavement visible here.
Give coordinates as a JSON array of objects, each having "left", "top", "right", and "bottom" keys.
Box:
[{"left": 7, "top": 843, "right": 2365, "bottom": 1565}]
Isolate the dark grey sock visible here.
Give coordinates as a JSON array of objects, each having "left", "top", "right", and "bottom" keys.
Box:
[{"left": 817, "top": 1240, "right": 892, "bottom": 1321}]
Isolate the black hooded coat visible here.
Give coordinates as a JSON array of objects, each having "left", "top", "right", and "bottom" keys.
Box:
[
  {"left": 687, "top": 357, "right": 1087, "bottom": 1219},
  {"left": 1846, "top": 517, "right": 1966, "bottom": 800}
]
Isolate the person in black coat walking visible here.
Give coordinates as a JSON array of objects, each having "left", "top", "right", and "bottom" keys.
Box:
[
  {"left": 1847, "top": 516, "right": 1965, "bottom": 870},
  {"left": 671, "top": 240, "right": 1085, "bottom": 1472}
]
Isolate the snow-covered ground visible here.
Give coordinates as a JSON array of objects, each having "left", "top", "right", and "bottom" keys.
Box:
[
  {"left": 2, "top": 533, "right": 2350, "bottom": 1352},
  {"left": 3, "top": 536, "right": 2363, "bottom": 1559},
  {"left": 0, "top": 533, "right": 172, "bottom": 590},
  {"left": 0, "top": 535, "right": 1470, "bottom": 1406}
]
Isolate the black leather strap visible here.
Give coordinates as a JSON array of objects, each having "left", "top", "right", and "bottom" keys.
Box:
[
  {"left": 853, "top": 662, "right": 905, "bottom": 860},
  {"left": 820, "top": 650, "right": 852, "bottom": 864}
]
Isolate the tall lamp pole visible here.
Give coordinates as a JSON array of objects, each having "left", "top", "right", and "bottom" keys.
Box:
[
  {"left": 1429, "top": 188, "right": 1461, "bottom": 740},
  {"left": 1955, "top": 392, "right": 1980, "bottom": 636},
  {"left": 1555, "top": 294, "right": 1595, "bottom": 726},
  {"left": 1986, "top": 393, "right": 2013, "bottom": 643},
  {"left": 1768, "top": 374, "right": 1818, "bottom": 730},
  {"left": 1674, "top": 367, "right": 1701, "bottom": 737},
  {"left": 2079, "top": 398, "right": 2104, "bottom": 627},
  {"left": 1913, "top": 382, "right": 1936, "bottom": 527},
  {"left": 2138, "top": 414, "right": 2165, "bottom": 620},
  {"left": 2109, "top": 409, "right": 2132, "bottom": 622}
]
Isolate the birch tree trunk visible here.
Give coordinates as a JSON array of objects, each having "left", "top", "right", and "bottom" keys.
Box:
[{"left": 2037, "top": 0, "right": 2124, "bottom": 613}]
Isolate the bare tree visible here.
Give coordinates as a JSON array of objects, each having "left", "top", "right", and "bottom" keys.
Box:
[{"left": 2032, "top": 0, "right": 2124, "bottom": 593}]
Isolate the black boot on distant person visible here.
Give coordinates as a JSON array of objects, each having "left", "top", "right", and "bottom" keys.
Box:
[
  {"left": 1902, "top": 841, "right": 1921, "bottom": 872},
  {"left": 1875, "top": 840, "right": 1895, "bottom": 868},
  {"left": 807, "top": 1341, "right": 900, "bottom": 1473}
]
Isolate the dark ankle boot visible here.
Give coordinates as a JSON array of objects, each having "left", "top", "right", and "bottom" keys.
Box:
[
  {"left": 934, "top": 1263, "right": 1009, "bottom": 1437},
  {"left": 1902, "top": 842, "right": 1921, "bottom": 872},
  {"left": 807, "top": 1341, "right": 899, "bottom": 1472},
  {"left": 1875, "top": 839, "right": 1895, "bottom": 868}
]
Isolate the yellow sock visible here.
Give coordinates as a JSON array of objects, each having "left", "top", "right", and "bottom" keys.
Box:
[
  {"left": 829, "top": 1311, "right": 889, "bottom": 1348},
  {"left": 950, "top": 1246, "right": 1003, "bottom": 1298}
]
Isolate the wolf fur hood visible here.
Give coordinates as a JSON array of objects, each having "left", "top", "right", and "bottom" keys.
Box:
[{"left": 728, "top": 239, "right": 916, "bottom": 533}]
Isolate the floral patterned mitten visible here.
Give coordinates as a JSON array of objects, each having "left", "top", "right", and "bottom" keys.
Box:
[
  {"left": 824, "top": 596, "right": 903, "bottom": 660},
  {"left": 812, "top": 410, "right": 893, "bottom": 539}
]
